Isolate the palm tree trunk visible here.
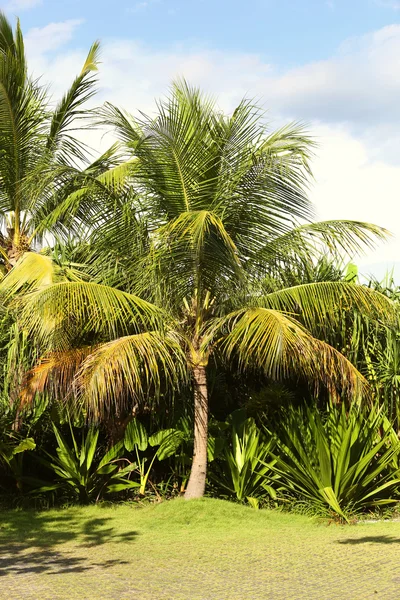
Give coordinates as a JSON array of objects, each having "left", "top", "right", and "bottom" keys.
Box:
[{"left": 185, "top": 364, "right": 208, "bottom": 499}]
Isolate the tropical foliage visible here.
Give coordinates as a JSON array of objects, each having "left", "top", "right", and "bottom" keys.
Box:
[
  {"left": 12, "top": 80, "right": 396, "bottom": 502},
  {"left": 0, "top": 14, "right": 115, "bottom": 270},
  {"left": 268, "top": 404, "right": 400, "bottom": 520},
  {"left": 35, "top": 424, "right": 139, "bottom": 504},
  {"left": 0, "top": 13, "right": 399, "bottom": 520},
  {"left": 211, "top": 411, "right": 277, "bottom": 505}
]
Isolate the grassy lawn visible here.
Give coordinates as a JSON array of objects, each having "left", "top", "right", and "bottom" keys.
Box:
[{"left": 0, "top": 498, "right": 399, "bottom": 599}]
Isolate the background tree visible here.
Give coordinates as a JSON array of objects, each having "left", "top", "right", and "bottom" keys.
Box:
[{"left": 0, "top": 13, "right": 129, "bottom": 279}]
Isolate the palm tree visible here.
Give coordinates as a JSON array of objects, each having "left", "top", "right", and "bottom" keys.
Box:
[
  {"left": 12, "top": 82, "right": 395, "bottom": 499},
  {"left": 0, "top": 13, "right": 141, "bottom": 414},
  {"left": 0, "top": 13, "right": 127, "bottom": 278}
]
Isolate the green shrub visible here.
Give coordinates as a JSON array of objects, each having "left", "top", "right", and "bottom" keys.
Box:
[
  {"left": 35, "top": 424, "right": 138, "bottom": 503},
  {"left": 268, "top": 404, "right": 400, "bottom": 520},
  {"left": 124, "top": 417, "right": 187, "bottom": 495},
  {"left": 0, "top": 432, "right": 36, "bottom": 493},
  {"left": 211, "top": 411, "right": 277, "bottom": 505}
]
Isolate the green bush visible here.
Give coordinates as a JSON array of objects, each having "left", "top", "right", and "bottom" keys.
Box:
[
  {"left": 123, "top": 417, "right": 187, "bottom": 495},
  {"left": 268, "top": 404, "right": 400, "bottom": 520},
  {"left": 35, "top": 424, "right": 138, "bottom": 503},
  {"left": 211, "top": 411, "right": 277, "bottom": 506}
]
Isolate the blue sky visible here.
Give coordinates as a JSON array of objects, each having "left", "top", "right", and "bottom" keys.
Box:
[
  {"left": 7, "top": 0, "right": 400, "bottom": 66},
  {"left": 3, "top": 0, "right": 400, "bottom": 278}
]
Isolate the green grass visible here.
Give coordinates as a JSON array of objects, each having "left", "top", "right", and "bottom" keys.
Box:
[{"left": 1, "top": 498, "right": 400, "bottom": 599}]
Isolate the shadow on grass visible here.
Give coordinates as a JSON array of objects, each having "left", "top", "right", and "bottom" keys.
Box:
[
  {"left": 0, "top": 511, "right": 136, "bottom": 576},
  {"left": 338, "top": 536, "right": 400, "bottom": 545}
]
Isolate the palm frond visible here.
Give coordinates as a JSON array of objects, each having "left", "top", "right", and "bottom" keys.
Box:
[
  {"left": 76, "top": 331, "right": 188, "bottom": 420},
  {"left": 94, "top": 158, "right": 138, "bottom": 191},
  {"left": 98, "top": 85, "right": 319, "bottom": 296},
  {"left": 211, "top": 117, "right": 315, "bottom": 262},
  {"left": 257, "top": 281, "right": 397, "bottom": 330},
  {"left": 20, "top": 347, "right": 93, "bottom": 407},
  {"left": 212, "top": 307, "right": 367, "bottom": 398},
  {"left": 0, "top": 14, "right": 26, "bottom": 78},
  {"left": 0, "top": 252, "right": 56, "bottom": 298},
  {"left": 149, "top": 210, "right": 242, "bottom": 300},
  {"left": 31, "top": 157, "right": 138, "bottom": 237},
  {"left": 98, "top": 102, "right": 142, "bottom": 148},
  {"left": 46, "top": 41, "right": 100, "bottom": 164},
  {"left": 18, "top": 281, "right": 166, "bottom": 349},
  {"left": 258, "top": 122, "right": 316, "bottom": 178},
  {"left": 96, "top": 82, "right": 318, "bottom": 296},
  {"left": 0, "top": 20, "right": 47, "bottom": 217},
  {"left": 254, "top": 220, "right": 390, "bottom": 269}
]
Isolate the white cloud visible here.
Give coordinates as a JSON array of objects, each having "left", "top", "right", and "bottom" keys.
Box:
[
  {"left": 97, "top": 41, "right": 272, "bottom": 115},
  {"left": 84, "top": 24, "right": 400, "bottom": 157},
  {"left": 33, "top": 24, "right": 400, "bottom": 132},
  {"left": 4, "top": 0, "right": 41, "bottom": 11},
  {"left": 25, "top": 20, "right": 83, "bottom": 57},
  {"left": 262, "top": 25, "right": 400, "bottom": 131},
  {"left": 308, "top": 124, "right": 400, "bottom": 276},
  {"left": 25, "top": 23, "right": 400, "bottom": 278},
  {"left": 129, "top": 1, "right": 149, "bottom": 12}
]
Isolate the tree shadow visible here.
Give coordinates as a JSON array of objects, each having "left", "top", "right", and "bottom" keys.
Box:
[
  {"left": 0, "top": 509, "right": 136, "bottom": 576},
  {"left": 338, "top": 536, "right": 400, "bottom": 545}
]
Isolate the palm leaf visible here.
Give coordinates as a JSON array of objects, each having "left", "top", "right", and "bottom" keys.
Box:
[
  {"left": 254, "top": 220, "right": 390, "bottom": 268},
  {"left": 18, "top": 280, "right": 166, "bottom": 348},
  {"left": 75, "top": 331, "right": 188, "bottom": 420},
  {"left": 211, "top": 307, "right": 367, "bottom": 398},
  {"left": 46, "top": 41, "right": 100, "bottom": 163},
  {"left": 0, "top": 20, "right": 47, "bottom": 219},
  {"left": 257, "top": 281, "right": 396, "bottom": 330},
  {"left": 32, "top": 157, "right": 138, "bottom": 236},
  {"left": 20, "top": 347, "right": 94, "bottom": 407},
  {"left": 0, "top": 252, "right": 57, "bottom": 298},
  {"left": 150, "top": 210, "right": 242, "bottom": 299}
]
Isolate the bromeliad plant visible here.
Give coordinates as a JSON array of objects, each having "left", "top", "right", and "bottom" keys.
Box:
[{"left": 269, "top": 403, "right": 400, "bottom": 520}]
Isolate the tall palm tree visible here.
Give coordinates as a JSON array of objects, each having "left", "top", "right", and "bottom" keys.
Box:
[
  {"left": 0, "top": 13, "right": 139, "bottom": 412},
  {"left": 0, "top": 13, "right": 126, "bottom": 277},
  {"left": 12, "top": 82, "right": 395, "bottom": 499}
]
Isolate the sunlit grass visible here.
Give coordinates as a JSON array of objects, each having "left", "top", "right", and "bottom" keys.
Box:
[{"left": 1, "top": 498, "right": 400, "bottom": 599}]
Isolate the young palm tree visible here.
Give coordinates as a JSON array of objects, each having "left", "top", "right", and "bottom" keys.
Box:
[{"left": 12, "top": 82, "right": 395, "bottom": 499}]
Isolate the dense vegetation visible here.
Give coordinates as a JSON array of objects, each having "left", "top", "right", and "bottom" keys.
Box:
[{"left": 1, "top": 14, "right": 400, "bottom": 521}]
